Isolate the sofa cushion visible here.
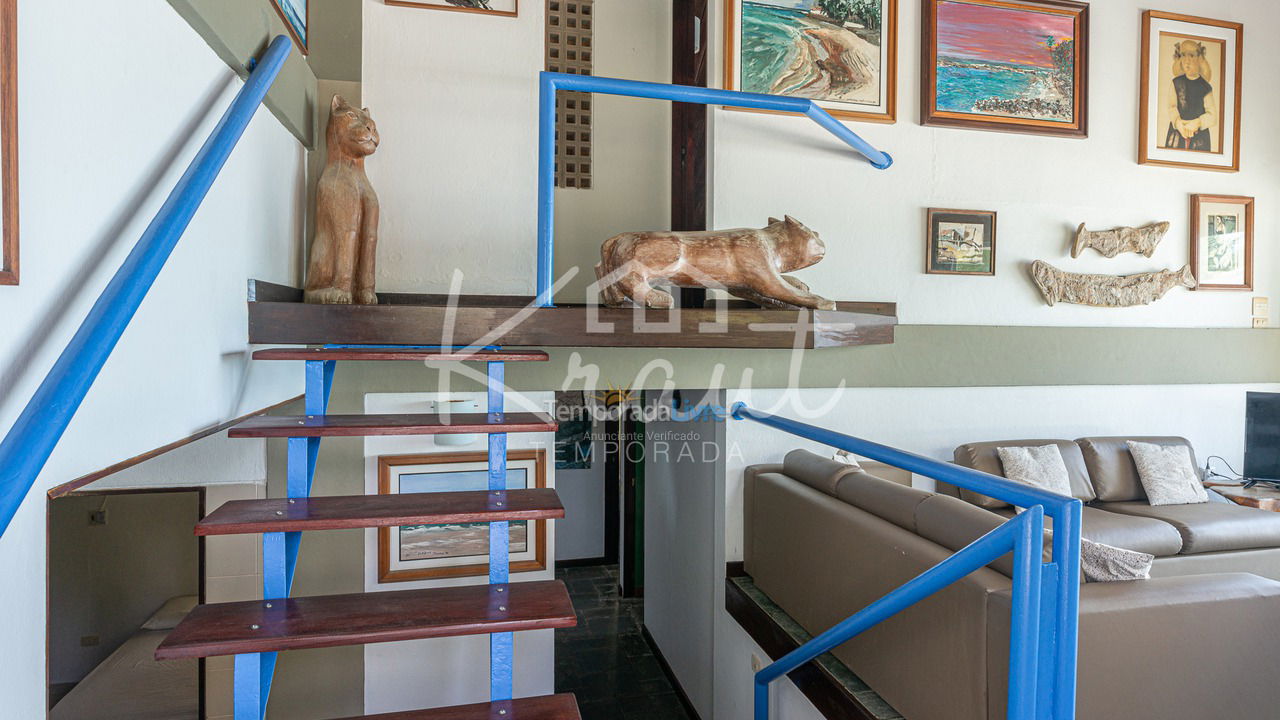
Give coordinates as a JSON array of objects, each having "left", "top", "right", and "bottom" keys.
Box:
[
  {"left": 915, "top": 494, "right": 1019, "bottom": 577},
  {"left": 1101, "top": 501, "right": 1280, "bottom": 554},
  {"left": 782, "top": 449, "right": 862, "bottom": 496},
  {"left": 954, "top": 440, "right": 1096, "bottom": 509},
  {"left": 834, "top": 471, "right": 933, "bottom": 532},
  {"left": 996, "top": 505, "right": 1183, "bottom": 557},
  {"left": 1077, "top": 436, "right": 1198, "bottom": 503}
]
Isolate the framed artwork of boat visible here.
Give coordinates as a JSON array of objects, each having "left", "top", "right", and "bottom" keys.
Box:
[
  {"left": 724, "top": 0, "right": 899, "bottom": 123},
  {"left": 922, "top": 0, "right": 1089, "bottom": 137},
  {"left": 269, "top": 0, "right": 308, "bottom": 55},
  {"left": 377, "top": 449, "right": 548, "bottom": 583},
  {"left": 925, "top": 208, "right": 996, "bottom": 276}
]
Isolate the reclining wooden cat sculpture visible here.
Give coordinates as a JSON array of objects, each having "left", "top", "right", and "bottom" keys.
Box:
[
  {"left": 305, "top": 96, "right": 381, "bottom": 305},
  {"left": 594, "top": 216, "right": 837, "bottom": 310}
]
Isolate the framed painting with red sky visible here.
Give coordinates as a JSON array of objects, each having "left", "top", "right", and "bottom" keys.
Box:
[{"left": 922, "top": 0, "right": 1089, "bottom": 137}]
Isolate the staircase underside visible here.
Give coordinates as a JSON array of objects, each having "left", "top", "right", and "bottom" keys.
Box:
[
  {"left": 338, "top": 694, "right": 581, "bottom": 719},
  {"left": 247, "top": 280, "right": 897, "bottom": 350}
]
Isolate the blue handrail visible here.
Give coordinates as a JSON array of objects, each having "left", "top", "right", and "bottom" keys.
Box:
[
  {"left": 0, "top": 36, "right": 292, "bottom": 536},
  {"left": 732, "top": 404, "right": 1081, "bottom": 720},
  {"left": 535, "top": 72, "right": 894, "bottom": 308}
]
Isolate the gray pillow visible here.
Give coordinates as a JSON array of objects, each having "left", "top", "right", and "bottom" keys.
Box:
[
  {"left": 1080, "top": 538, "right": 1153, "bottom": 582},
  {"left": 997, "top": 445, "right": 1073, "bottom": 508},
  {"left": 1127, "top": 441, "right": 1208, "bottom": 506}
]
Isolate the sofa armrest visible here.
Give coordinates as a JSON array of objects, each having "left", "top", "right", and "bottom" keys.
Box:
[{"left": 987, "top": 573, "right": 1280, "bottom": 719}]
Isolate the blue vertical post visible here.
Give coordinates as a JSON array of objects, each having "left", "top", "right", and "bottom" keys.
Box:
[
  {"left": 535, "top": 74, "right": 558, "bottom": 308},
  {"left": 488, "top": 361, "right": 514, "bottom": 700},
  {"left": 238, "top": 359, "right": 335, "bottom": 720}
]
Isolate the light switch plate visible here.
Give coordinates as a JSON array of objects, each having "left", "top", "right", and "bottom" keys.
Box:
[
  {"left": 1254, "top": 317, "right": 1268, "bottom": 329},
  {"left": 1253, "top": 297, "right": 1269, "bottom": 317}
]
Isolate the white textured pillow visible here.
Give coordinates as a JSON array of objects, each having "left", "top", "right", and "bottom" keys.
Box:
[
  {"left": 1127, "top": 441, "right": 1207, "bottom": 506},
  {"left": 141, "top": 595, "right": 197, "bottom": 631},
  {"left": 1080, "top": 538, "right": 1153, "bottom": 582},
  {"left": 997, "top": 445, "right": 1073, "bottom": 502}
]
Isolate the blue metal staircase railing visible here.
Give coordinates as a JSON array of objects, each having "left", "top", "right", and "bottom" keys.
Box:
[
  {"left": 0, "top": 36, "right": 293, "bottom": 537},
  {"left": 535, "top": 71, "right": 894, "bottom": 308},
  {"left": 731, "top": 404, "right": 1082, "bottom": 720}
]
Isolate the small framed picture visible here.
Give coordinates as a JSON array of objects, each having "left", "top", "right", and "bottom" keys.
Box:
[
  {"left": 377, "top": 449, "right": 548, "bottom": 583},
  {"left": 925, "top": 209, "right": 996, "bottom": 276},
  {"left": 723, "top": 0, "right": 898, "bottom": 123},
  {"left": 1190, "top": 194, "right": 1253, "bottom": 290},
  {"left": 922, "top": 0, "right": 1089, "bottom": 137},
  {"left": 1139, "top": 12, "right": 1243, "bottom": 172},
  {"left": 269, "top": 0, "right": 308, "bottom": 54},
  {"left": 385, "top": 0, "right": 518, "bottom": 18}
]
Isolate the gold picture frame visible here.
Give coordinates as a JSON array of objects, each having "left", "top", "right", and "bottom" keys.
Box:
[
  {"left": 377, "top": 449, "right": 548, "bottom": 583},
  {"left": 1190, "top": 194, "right": 1253, "bottom": 291}
]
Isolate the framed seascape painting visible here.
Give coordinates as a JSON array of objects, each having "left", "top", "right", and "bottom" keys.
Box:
[
  {"left": 925, "top": 209, "right": 996, "bottom": 276},
  {"left": 1, "top": 0, "right": 16, "bottom": 286},
  {"left": 724, "top": 0, "right": 898, "bottom": 123},
  {"left": 385, "top": 0, "right": 519, "bottom": 18},
  {"left": 1139, "top": 12, "right": 1242, "bottom": 172},
  {"left": 378, "top": 450, "right": 548, "bottom": 583},
  {"left": 269, "top": 0, "right": 308, "bottom": 54},
  {"left": 922, "top": 0, "right": 1088, "bottom": 137},
  {"left": 1190, "top": 195, "right": 1252, "bottom": 291}
]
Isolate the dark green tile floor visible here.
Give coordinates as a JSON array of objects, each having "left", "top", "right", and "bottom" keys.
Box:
[{"left": 556, "top": 565, "right": 695, "bottom": 720}]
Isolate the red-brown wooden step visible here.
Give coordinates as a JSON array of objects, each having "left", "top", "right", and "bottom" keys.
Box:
[
  {"left": 253, "top": 347, "right": 550, "bottom": 362},
  {"left": 154, "top": 581, "right": 575, "bottom": 660},
  {"left": 196, "top": 489, "right": 565, "bottom": 535},
  {"left": 227, "top": 412, "right": 557, "bottom": 438},
  {"left": 336, "top": 694, "right": 581, "bottom": 720}
]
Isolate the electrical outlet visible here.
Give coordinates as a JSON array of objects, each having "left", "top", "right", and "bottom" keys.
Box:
[
  {"left": 80, "top": 635, "right": 99, "bottom": 647},
  {"left": 89, "top": 510, "right": 107, "bottom": 526},
  {"left": 751, "top": 653, "right": 764, "bottom": 673},
  {"left": 1253, "top": 297, "right": 1270, "bottom": 317},
  {"left": 1254, "top": 317, "right": 1269, "bottom": 329}
]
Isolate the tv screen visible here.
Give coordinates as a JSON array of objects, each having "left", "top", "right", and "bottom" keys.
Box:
[{"left": 1245, "top": 392, "right": 1280, "bottom": 481}]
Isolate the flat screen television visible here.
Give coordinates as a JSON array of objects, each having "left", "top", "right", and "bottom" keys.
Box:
[{"left": 1245, "top": 392, "right": 1280, "bottom": 482}]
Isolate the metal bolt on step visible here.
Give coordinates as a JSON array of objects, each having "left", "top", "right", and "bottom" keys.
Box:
[
  {"left": 288, "top": 499, "right": 295, "bottom": 504},
  {"left": 275, "top": 511, "right": 284, "bottom": 516},
  {"left": 250, "top": 624, "right": 260, "bottom": 630},
  {"left": 265, "top": 603, "right": 273, "bottom": 609},
  {"left": 499, "top": 606, "right": 507, "bottom": 611}
]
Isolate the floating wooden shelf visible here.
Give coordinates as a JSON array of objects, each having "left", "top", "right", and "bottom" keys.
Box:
[
  {"left": 227, "top": 412, "right": 558, "bottom": 439},
  {"left": 336, "top": 694, "right": 581, "bottom": 720},
  {"left": 247, "top": 280, "right": 896, "bottom": 350},
  {"left": 155, "top": 581, "right": 577, "bottom": 660},
  {"left": 253, "top": 347, "right": 551, "bottom": 363},
  {"left": 197, "top": 489, "right": 566, "bottom": 535}
]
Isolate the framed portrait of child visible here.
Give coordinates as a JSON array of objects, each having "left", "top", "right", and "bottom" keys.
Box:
[{"left": 1139, "top": 11, "right": 1242, "bottom": 172}]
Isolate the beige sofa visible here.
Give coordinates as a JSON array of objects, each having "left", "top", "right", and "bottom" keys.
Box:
[{"left": 744, "top": 442, "right": 1280, "bottom": 720}]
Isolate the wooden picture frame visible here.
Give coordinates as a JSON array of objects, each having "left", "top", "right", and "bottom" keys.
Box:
[
  {"left": 268, "top": 0, "right": 309, "bottom": 55},
  {"left": 1190, "top": 194, "right": 1252, "bottom": 291},
  {"left": 385, "top": 0, "right": 519, "bottom": 18},
  {"left": 925, "top": 208, "right": 997, "bottom": 276},
  {"left": 377, "top": 449, "right": 548, "bottom": 583},
  {"left": 1, "top": 0, "right": 17, "bottom": 286},
  {"left": 921, "top": 0, "right": 1088, "bottom": 137},
  {"left": 1139, "top": 11, "right": 1243, "bottom": 172},
  {"left": 722, "top": 0, "right": 898, "bottom": 124}
]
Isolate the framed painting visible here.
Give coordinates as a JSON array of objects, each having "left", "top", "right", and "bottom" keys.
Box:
[
  {"left": 1, "top": 0, "right": 17, "bottom": 286},
  {"left": 723, "top": 0, "right": 898, "bottom": 123},
  {"left": 1139, "top": 12, "right": 1242, "bottom": 172},
  {"left": 1190, "top": 194, "right": 1252, "bottom": 291},
  {"left": 385, "top": 0, "right": 519, "bottom": 18},
  {"left": 925, "top": 208, "right": 996, "bottom": 275},
  {"left": 377, "top": 449, "right": 548, "bottom": 583},
  {"left": 922, "top": 0, "right": 1088, "bottom": 137},
  {"left": 269, "top": 0, "right": 308, "bottom": 54}
]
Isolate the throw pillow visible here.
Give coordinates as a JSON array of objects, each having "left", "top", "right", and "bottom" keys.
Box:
[
  {"left": 1127, "top": 441, "right": 1208, "bottom": 506},
  {"left": 1080, "top": 538, "right": 1154, "bottom": 583},
  {"left": 996, "top": 445, "right": 1074, "bottom": 507}
]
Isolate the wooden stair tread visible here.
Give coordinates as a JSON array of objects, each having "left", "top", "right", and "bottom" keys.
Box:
[
  {"left": 336, "top": 694, "right": 581, "bottom": 719},
  {"left": 196, "top": 489, "right": 565, "bottom": 535},
  {"left": 154, "top": 581, "right": 576, "bottom": 660},
  {"left": 254, "top": 347, "right": 550, "bottom": 362},
  {"left": 228, "top": 412, "right": 557, "bottom": 438}
]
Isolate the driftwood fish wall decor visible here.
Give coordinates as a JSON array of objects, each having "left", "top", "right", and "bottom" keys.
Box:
[
  {"left": 594, "top": 216, "right": 837, "bottom": 310},
  {"left": 1031, "top": 260, "right": 1196, "bottom": 307},
  {"left": 1071, "top": 222, "right": 1170, "bottom": 258}
]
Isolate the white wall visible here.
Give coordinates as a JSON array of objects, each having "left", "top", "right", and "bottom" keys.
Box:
[
  {"left": 710, "top": 0, "right": 1278, "bottom": 327},
  {"left": 362, "top": 0, "right": 671, "bottom": 302},
  {"left": 556, "top": 427, "right": 606, "bottom": 561},
  {"left": 361, "top": 391, "right": 557, "bottom": 714},
  {"left": 0, "top": 1, "right": 305, "bottom": 714}
]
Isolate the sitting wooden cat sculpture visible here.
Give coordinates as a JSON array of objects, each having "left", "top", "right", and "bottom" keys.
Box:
[
  {"left": 305, "top": 96, "right": 381, "bottom": 305},
  {"left": 594, "top": 216, "right": 837, "bottom": 310}
]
